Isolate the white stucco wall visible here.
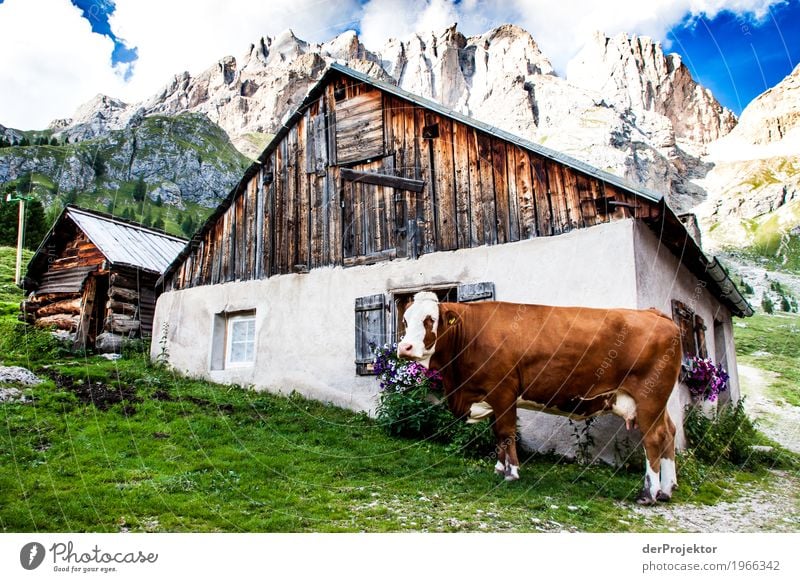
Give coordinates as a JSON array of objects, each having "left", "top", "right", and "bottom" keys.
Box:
[
  {"left": 153, "top": 220, "right": 640, "bottom": 454},
  {"left": 632, "top": 221, "right": 742, "bottom": 449}
]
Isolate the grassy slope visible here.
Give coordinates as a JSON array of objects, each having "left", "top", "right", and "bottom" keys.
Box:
[
  {"left": 733, "top": 312, "right": 800, "bottom": 406},
  {"left": 0, "top": 246, "right": 796, "bottom": 532}
]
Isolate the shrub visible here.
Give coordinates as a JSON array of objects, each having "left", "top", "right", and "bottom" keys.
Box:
[
  {"left": 761, "top": 295, "right": 774, "bottom": 314},
  {"left": 684, "top": 399, "right": 780, "bottom": 469},
  {"left": 0, "top": 319, "right": 70, "bottom": 364},
  {"left": 373, "top": 344, "right": 495, "bottom": 455}
]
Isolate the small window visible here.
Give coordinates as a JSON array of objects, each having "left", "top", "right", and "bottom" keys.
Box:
[
  {"left": 226, "top": 314, "right": 256, "bottom": 368},
  {"left": 671, "top": 300, "right": 707, "bottom": 362},
  {"left": 211, "top": 310, "right": 256, "bottom": 370}
]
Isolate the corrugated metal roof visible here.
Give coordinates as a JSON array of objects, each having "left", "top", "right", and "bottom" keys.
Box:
[
  {"left": 35, "top": 265, "right": 98, "bottom": 295},
  {"left": 66, "top": 207, "right": 187, "bottom": 274}
]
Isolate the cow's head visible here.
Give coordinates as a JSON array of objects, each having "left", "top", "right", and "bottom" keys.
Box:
[{"left": 397, "top": 291, "right": 441, "bottom": 367}]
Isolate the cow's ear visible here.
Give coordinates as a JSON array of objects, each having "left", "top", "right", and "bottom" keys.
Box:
[{"left": 442, "top": 309, "right": 461, "bottom": 328}]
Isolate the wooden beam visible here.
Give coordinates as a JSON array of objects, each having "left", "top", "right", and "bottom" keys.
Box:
[{"left": 340, "top": 168, "right": 425, "bottom": 193}]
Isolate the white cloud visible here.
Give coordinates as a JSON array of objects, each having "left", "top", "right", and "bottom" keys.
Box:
[
  {"left": 109, "top": 0, "right": 361, "bottom": 103},
  {"left": 0, "top": 0, "right": 788, "bottom": 130},
  {"left": 0, "top": 0, "right": 127, "bottom": 129},
  {"left": 358, "top": 0, "right": 788, "bottom": 72}
]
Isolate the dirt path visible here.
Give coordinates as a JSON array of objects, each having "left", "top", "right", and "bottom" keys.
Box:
[
  {"left": 627, "top": 470, "right": 800, "bottom": 532},
  {"left": 627, "top": 364, "right": 800, "bottom": 532}
]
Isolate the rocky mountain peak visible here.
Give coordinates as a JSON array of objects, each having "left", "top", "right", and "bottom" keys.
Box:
[
  {"left": 725, "top": 62, "right": 800, "bottom": 147},
  {"left": 567, "top": 31, "right": 736, "bottom": 150},
  {"left": 48, "top": 93, "right": 139, "bottom": 141}
]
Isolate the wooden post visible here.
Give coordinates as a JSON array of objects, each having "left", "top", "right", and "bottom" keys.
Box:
[
  {"left": 73, "top": 276, "right": 97, "bottom": 350},
  {"left": 5, "top": 192, "right": 32, "bottom": 286}
]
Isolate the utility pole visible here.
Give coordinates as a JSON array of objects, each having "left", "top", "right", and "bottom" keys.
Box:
[{"left": 6, "top": 192, "right": 34, "bottom": 286}]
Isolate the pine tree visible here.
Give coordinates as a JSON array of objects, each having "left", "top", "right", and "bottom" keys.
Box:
[
  {"left": 0, "top": 198, "right": 47, "bottom": 249},
  {"left": 23, "top": 199, "right": 47, "bottom": 250},
  {"left": 132, "top": 176, "right": 147, "bottom": 202},
  {"left": 153, "top": 213, "right": 165, "bottom": 231},
  {"left": 180, "top": 214, "right": 196, "bottom": 237}
]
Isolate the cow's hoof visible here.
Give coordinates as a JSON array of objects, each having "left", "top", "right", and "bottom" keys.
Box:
[
  {"left": 656, "top": 490, "right": 672, "bottom": 503},
  {"left": 635, "top": 490, "right": 656, "bottom": 505},
  {"left": 494, "top": 460, "right": 505, "bottom": 476},
  {"left": 504, "top": 464, "right": 520, "bottom": 481}
]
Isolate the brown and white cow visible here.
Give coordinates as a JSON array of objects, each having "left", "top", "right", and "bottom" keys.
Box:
[{"left": 397, "top": 292, "right": 682, "bottom": 504}]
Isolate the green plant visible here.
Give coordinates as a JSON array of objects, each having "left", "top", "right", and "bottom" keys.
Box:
[
  {"left": 684, "top": 398, "right": 781, "bottom": 469},
  {"left": 156, "top": 322, "right": 170, "bottom": 365},
  {"left": 761, "top": 295, "right": 774, "bottom": 314},
  {"left": 569, "top": 417, "right": 596, "bottom": 465},
  {"left": 373, "top": 344, "right": 494, "bottom": 455}
]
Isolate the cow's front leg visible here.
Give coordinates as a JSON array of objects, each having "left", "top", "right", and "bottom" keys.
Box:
[
  {"left": 491, "top": 399, "right": 520, "bottom": 481},
  {"left": 494, "top": 448, "right": 506, "bottom": 476}
]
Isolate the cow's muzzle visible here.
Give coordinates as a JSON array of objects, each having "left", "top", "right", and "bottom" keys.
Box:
[{"left": 397, "top": 341, "right": 416, "bottom": 359}]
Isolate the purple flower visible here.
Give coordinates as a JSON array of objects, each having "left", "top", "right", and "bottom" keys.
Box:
[
  {"left": 684, "top": 356, "right": 729, "bottom": 402},
  {"left": 372, "top": 344, "right": 442, "bottom": 393}
]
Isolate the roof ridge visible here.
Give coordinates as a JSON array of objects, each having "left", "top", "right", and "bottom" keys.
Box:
[{"left": 65, "top": 205, "right": 188, "bottom": 242}]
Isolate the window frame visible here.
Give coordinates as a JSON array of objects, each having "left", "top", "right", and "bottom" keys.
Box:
[{"left": 223, "top": 312, "right": 257, "bottom": 369}]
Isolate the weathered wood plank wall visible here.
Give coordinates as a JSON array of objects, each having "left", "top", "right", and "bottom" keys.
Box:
[{"left": 169, "top": 72, "right": 659, "bottom": 291}]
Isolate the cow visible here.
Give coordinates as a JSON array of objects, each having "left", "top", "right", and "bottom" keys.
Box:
[{"left": 396, "top": 291, "right": 682, "bottom": 505}]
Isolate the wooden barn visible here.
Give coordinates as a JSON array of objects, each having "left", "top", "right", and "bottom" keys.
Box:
[
  {"left": 22, "top": 205, "right": 187, "bottom": 350},
  {"left": 153, "top": 64, "right": 751, "bottom": 455}
]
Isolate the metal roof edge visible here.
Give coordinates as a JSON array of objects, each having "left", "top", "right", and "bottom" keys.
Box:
[{"left": 644, "top": 200, "right": 753, "bottom": 318}]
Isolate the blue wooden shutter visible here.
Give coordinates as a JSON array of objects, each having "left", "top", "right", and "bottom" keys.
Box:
[
  {"left": 457, "top": 282, "right": 495, "bottom": 303},
  {"left": 355, "top": 293, "right": 387, "bottom": 375}
]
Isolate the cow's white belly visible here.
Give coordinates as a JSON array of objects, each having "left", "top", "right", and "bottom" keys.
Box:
[
  {"left": 466, "top": 401, "right": 494, "bottom": 424},
  {"left": 467, "top": 391, "right": 637, "bottom": 423}
]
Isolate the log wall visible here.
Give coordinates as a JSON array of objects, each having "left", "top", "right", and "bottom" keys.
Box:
[
  {"left": 24, "top": 231, "right": 159, "bottom": 342},
  {"left": 168, "top": 72, "right": 660, "bottom": 291}
]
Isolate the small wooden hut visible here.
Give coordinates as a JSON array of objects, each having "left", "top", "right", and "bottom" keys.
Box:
[{"left": 21, "top": 205, "right": 187, "bottom": 349}]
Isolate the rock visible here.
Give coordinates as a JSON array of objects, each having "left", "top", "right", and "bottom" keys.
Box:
[
  {"left": 0, "top": 387, "right": 27, "bottom": 403},
  {"left": 725, "top": 62, "right": 800, "bottom": 146},
  {"left": 0, "top": 366, "right": 42, "bottom": 386},
  {"left": 95, "top": 332, "right": 124, "bottom": 354},
  {"left": 695, "top": 64, "right": 800, "bottom": 250}
]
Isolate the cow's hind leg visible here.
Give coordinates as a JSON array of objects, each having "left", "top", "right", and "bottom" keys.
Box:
[
  {"left": 657, "top": 413, "right": 677, "bottom": 501},
  {"left": 636, "top": 412, "right": 674, "bottom": 505}
]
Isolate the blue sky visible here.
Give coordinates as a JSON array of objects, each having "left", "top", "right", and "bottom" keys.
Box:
[
  {"left": 0, "top": 0, "right": 798, "bottom": 128},
  {"left": 668, "top": 2, "right": 799, "bottom": 114}
]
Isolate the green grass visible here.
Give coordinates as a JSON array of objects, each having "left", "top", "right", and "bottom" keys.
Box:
[
  {"left": 0, "top": 356, "right": 669, "bottom": 533},
  {"left": 0, "top": 246, "right": 32, "bottom": 313},
  {"left": 734, "top": 312, "right": 800, "bottom": 406},
  {"left": 718, "top": 199, "right": 800, "bottom": 275}
]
